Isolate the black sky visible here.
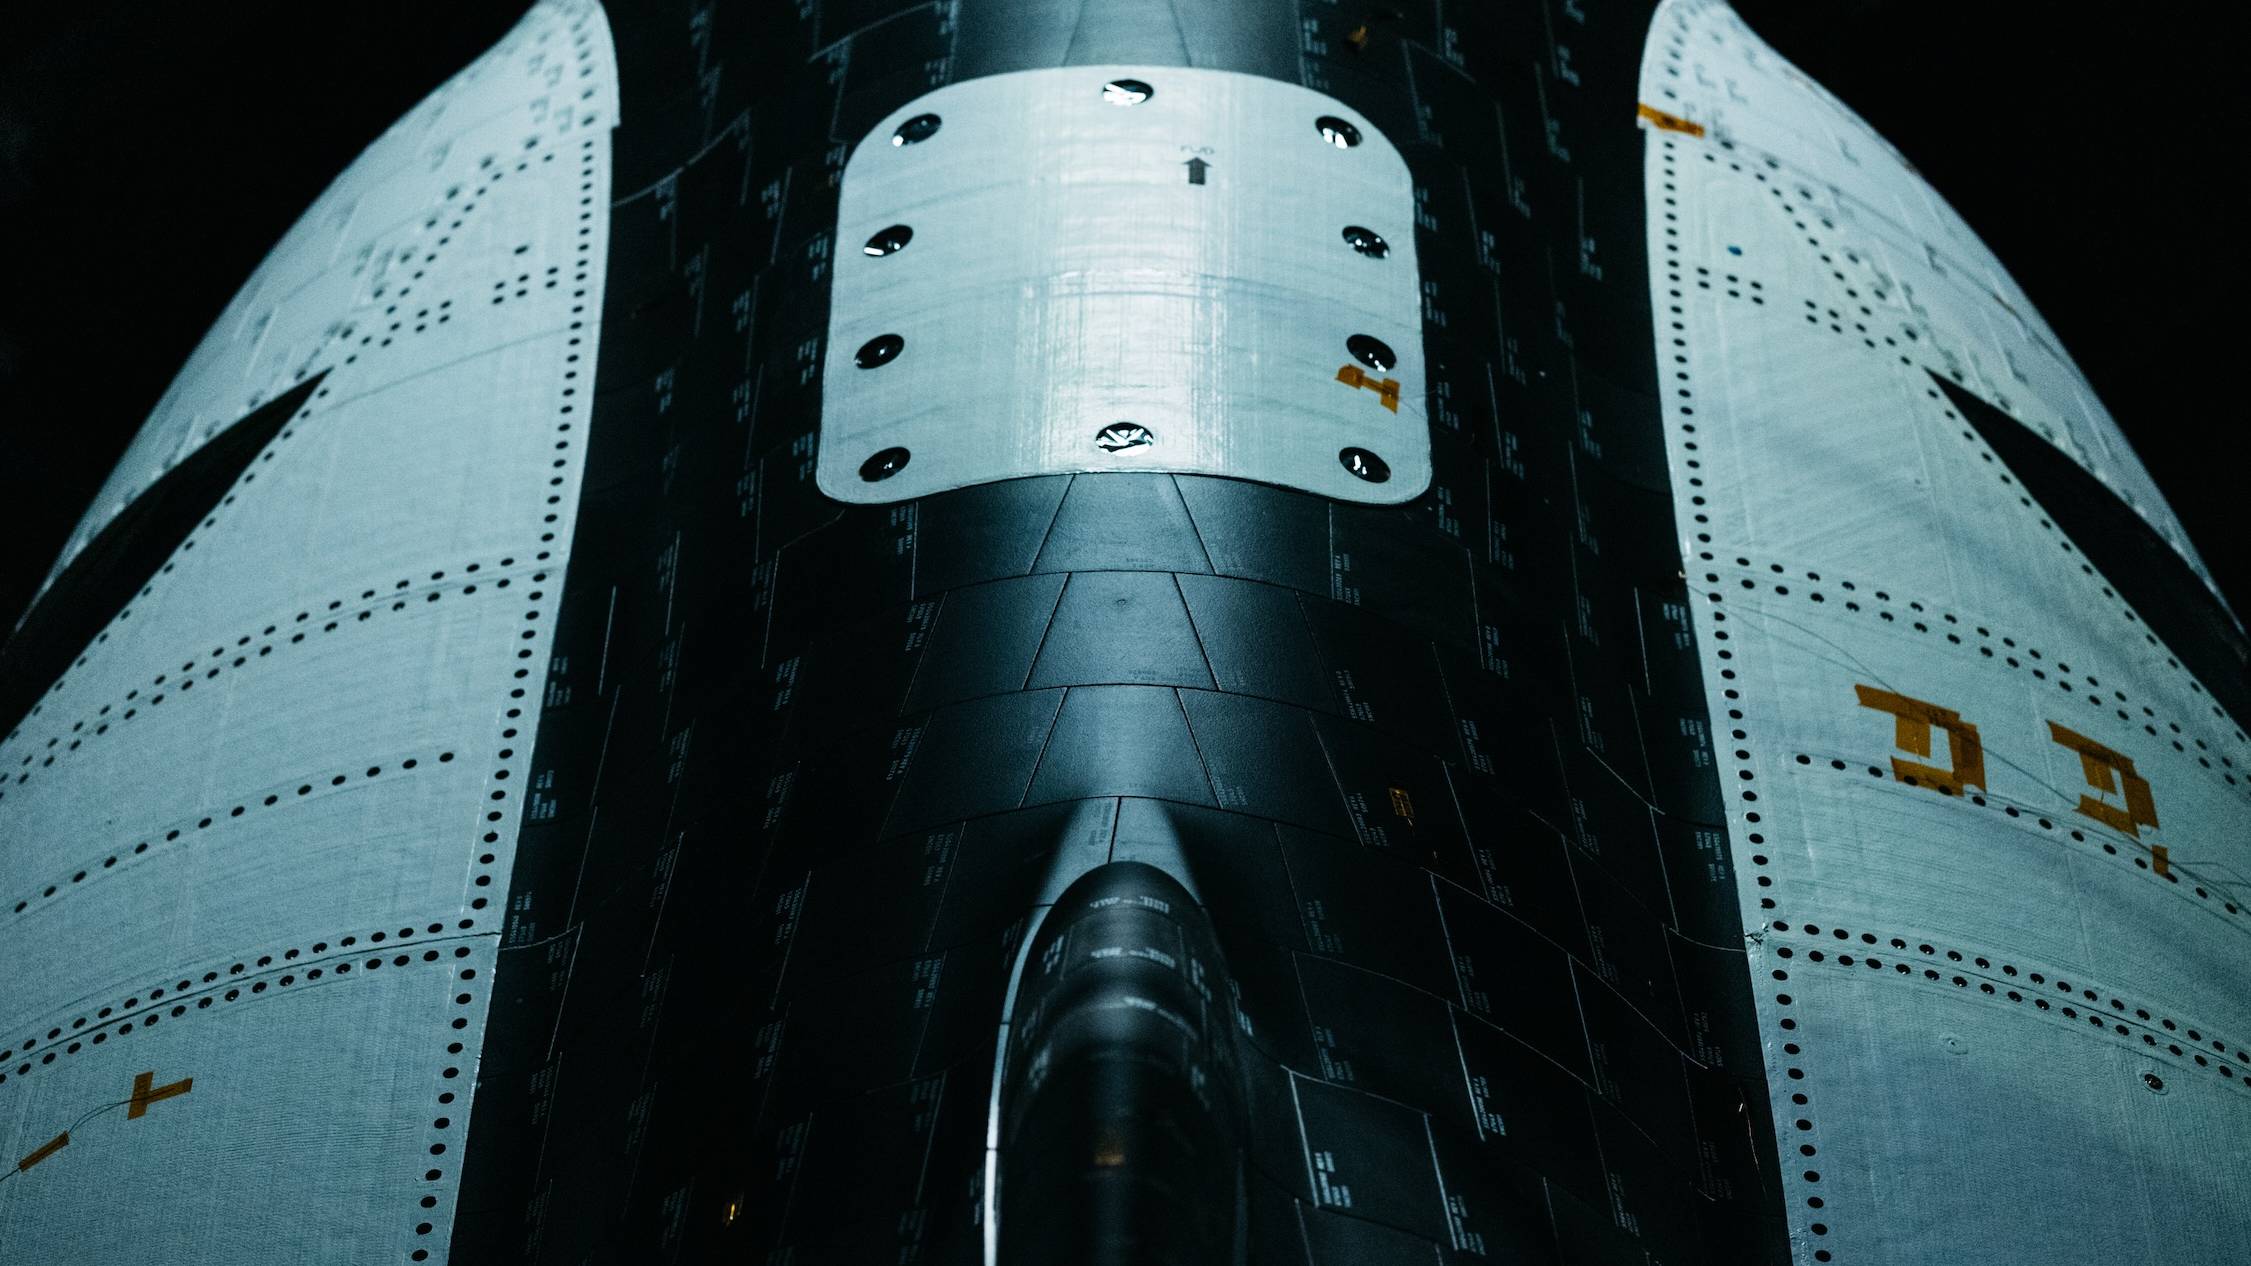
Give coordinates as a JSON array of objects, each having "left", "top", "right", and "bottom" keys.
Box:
[{"left": 0, "top": 2, "right": 2238, "bottom": 631}]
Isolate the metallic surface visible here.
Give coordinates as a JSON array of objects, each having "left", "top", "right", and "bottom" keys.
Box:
[
  {"left": 1641, "top": 0, "right": 2251, "bottom": 1259},
  {"left": 0, "top": 2, "right": 616, "bottom": 1258},
  {"left": 456, "top": 2, "right": 1783, "bottom": 1260},
  {"left": 4, "top": 0, "right": 2242, "bottom": 1262},
  {"left": 820, "top": 67, "right": 1430, "bottom": 504}
]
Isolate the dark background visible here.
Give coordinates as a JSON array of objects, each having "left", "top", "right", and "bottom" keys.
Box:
[{"left": 1, "top": 2, "right": 2236, "bottom": 632}]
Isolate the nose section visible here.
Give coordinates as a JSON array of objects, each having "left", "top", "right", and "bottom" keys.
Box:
[{"left": 998, "top": 860, "right": 1245, "bottom": 1266}]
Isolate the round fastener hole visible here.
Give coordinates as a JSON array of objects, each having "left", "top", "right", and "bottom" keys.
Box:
[
  {"left": 1341, "top": 226, "right": 1389, "bottom": 258},
  {"left": 1347, "top": 334, "right": 1396, "bottom": 371},
  {"left": 892, "top": 113, "right": 941, "bottom": 145},
  {"left": 1094, "top": 422, "right": 1156, "bottom": 452},
  {"left": 863, "top": 225, "right": 913, "bottom": 256},
  {"left": 1339, "top": 447, "right": 1390, "bottom": 483},
  {"left": 859, "top": 447, "right": 911, "bottom": 482},
  {"left": 1316, "top": 115, "right": 1363, "bottom": 148},
  {"left": 1101, "top": 78, "right": 1154, "bottom": 106},
  {"left": 855, "top": 334, "right": 904, "bottom": 368}
]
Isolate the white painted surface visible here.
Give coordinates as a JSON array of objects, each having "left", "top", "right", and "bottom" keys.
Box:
[
  {"left": 0, "top": 4, "right": 616, "bottom": 1260},
  {"left": 820, "top": 67, "right": 1430, "bottom": 505},
  {"left": 1641, "top": 3, "right": 2251, "bottom": 1261}
]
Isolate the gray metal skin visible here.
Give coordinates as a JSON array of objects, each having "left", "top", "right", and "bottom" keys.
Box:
[
  {"left": 0, "top": 3, "right": 2241, "bottom": 1266},
  {"left": 0, "top": 3, "right": 616, "bottom": 1262},
  {"left": 1643, "top": 3, "right": 2250, "bottom": 1259}
]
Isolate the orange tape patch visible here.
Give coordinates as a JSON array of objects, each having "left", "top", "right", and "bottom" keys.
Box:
[
  {"left": 127, "top": 1069, "right": 194, "bottom": 1120},
  {"left": 1335, "top": 364, "right": 1402, "bottom": 412},
  {"left": 1637, "top": 103, "right": 1706, "bottom": 137},
  {"left": 1854, "top": 685, "right": 1987, "bottom": 795},
  {"left": 16, "top": 1131, "right": 69, "bottom": 1173},
  {"left": 2047, "top": 721, "right": 2160, "bottom": 838}
]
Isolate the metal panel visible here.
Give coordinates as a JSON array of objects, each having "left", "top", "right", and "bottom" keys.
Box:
[
  {"left": 819, "top": 66, "right": 1430, "bottom": 505},
  {"left": 0, "top": 3, "right": 617, "bottom": 1260},
  {"left": 1639, "top": 0, "right": 2224, "bottom": 603},
  {"left": 1639, "top": 2, "right": 2251, "bottom": 1261}
]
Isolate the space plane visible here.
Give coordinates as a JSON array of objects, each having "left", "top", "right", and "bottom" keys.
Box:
[{"left": 2, "top": 0, "right": 2245, "bottom": 1262}]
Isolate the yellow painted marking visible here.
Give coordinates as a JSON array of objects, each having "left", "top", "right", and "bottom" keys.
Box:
[
  {"left": 2150, "top": 844, "right": 2171, "bottom": 877},
  {"left": 1335, "top": 364, "right": 1402, "bottom": 413},
  {"left": 1854, "top": 685, "right": 1986, "bottom": 795},
  {"left": 16, "top": 1131, "right": 68, "bottom": 1173},
  {"left": 1637, "top": 104, "right": 1706, "bottom": 137},
  {"left": 1346, "top": 24, "right": 1371, "bottom": 51},
  {"left": 126, "top": 1069, "right": 193, "bottom": 1120},
  {"left": 2046, "top": 722, "right": 2159, "bottom": 838},
  {"left": 1389, "top": 787, "right": 1416, "bottom": 825}
]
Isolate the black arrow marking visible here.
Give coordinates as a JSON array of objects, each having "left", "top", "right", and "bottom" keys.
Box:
[{"left": 1184, "top": 157, "right": 1209, "bottom": 185}]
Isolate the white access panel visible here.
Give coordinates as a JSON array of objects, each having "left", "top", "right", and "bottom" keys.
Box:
[
  {"left": 0, "top": 3, "right": 617, "bottom": 1260},
  {"left": 1639, "top": 3, "right": 2251, "bottom": 1263},
  {"left": 819, "top": 66, "right": 1430, "bottom": 505}
]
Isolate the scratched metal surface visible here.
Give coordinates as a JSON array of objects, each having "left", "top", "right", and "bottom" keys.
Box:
[
  {"left": 0, "top": 3, "right": 616, "bottom": 1260},
  {"left": 819, "top": 67, "right": 1430, "bottom": 505},
  {"left": 1641, "top": 1, "right": 2251, "bottom": 1261}
]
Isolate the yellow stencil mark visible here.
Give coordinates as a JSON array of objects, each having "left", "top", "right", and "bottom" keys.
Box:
[
  {"left": 1346, "top": 24, "right": 1371, "bottom": 51},
  {"left": 1336, "top": 364, "right": 1401, "bottom": 413},
  {"left": 1637, "top": 103, "right": 1706, "bottom": 137},
  {"left": 127, "top": 1069, "right": 193, "bottom": 1120},
  {"left": 1854, "top": 685, "right": 1986, "bottom": 795},
  {"left": 2046, "top": 722, "right": 2159, "bottom": 838},
  {"left": 15, "top": 1131, "right": 68, "bottom": 1173},
  {"left": 2150, "top": 844, "right": 2171, "bottom": 877},
  {"left": 1389, "top": 787, "right": 1416, "bottom": 825}
]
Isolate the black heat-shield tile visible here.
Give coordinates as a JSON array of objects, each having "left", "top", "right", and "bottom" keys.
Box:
[
  {"left": 904, "top": 572, "right": 1066, "bottom": 711},
  {"left": 911, "top": 475, "right": 1071, "bottom": 598},
  {"left": 1279, "top": 824, "right": 1456, "bottom": 1002},
  {"left": 1178, "top": 689, "right": 1357, "bottom": 838},
  {"left": 1174, "top": 474, "right": 1334, "bottom": 595},
  {"left": 1032, "top": 473, "right": 1215, "bottom": 574},
  {"left": 881, "top": 688, "right": 1065, "bottom": 836},
  {"left": 1439, "top": 767, "right": 1591, "bottom": 960},
  {"left": 1298, "top": 595, "right": 1460, "bottom": 755},
  {"left": 1294, "top": 952, "right": 1467, "bottom": 1118},
  {"left": 1022, "top": 684, "right": 1217, "bottom": 807},
  {"left": 1290, "top": 1072, "right": 1452, "bottom": 1244},
  {"left": 1177, "top": 572, "right": 1343, "bottom": 713},
  {"left": 1434, "top": 880, "right": 1591, "bottom": 1080},
  {"left": 1449, "top": 1007, "right": 1606, "bottom": 1206},
  {"left": 1026, "top": 570, "right": 1216, "bottom": 689},
  {"left": 927, "top": 799, "right": 1115, "bottom": 951},
  {"left": 1426, "top": 1117, "right": 1573, "bottom": 1263},
  {"left": 1310, "top": 709, "right": 1472, "bottom": 866}
]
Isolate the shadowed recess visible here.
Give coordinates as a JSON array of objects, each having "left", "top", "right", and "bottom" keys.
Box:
[
  {"left": 1932, "top": 373, "right": 2250, "bottom": 728},
  {"left": 0, "top": 372, "right": 326, "bottom": 735}
]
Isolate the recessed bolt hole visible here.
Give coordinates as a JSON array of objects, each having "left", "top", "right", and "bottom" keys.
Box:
[
  {"left": 1095, "top": 422, "right": 1156, "bottom": 452},
  {"left": 863, "top": 225, "right": 913, "bottom": 256},
  {"left": 1347, "top": 333, "right": 1396, "bottom": 371},
  {"left": 1341, "top": 226, "right": 1389, "bottom": 258},
  {"left": 1339, "top": 447, "right": 1390, "bottom": 482},
  {"left": 892, "top": 113, "right": 941, "bottom": 145},
  {"left": 1101, "top": 79, "right": 1154, "bottom": 106},
  {"left": 859, "top": 447, "right": 911, "bottom": 482},
  {"left": 1316, "top": 115, "right": 1362, "bottom": 148},
  {"left": 855, "top": 334, "right": 904, "bottom": 368}
]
